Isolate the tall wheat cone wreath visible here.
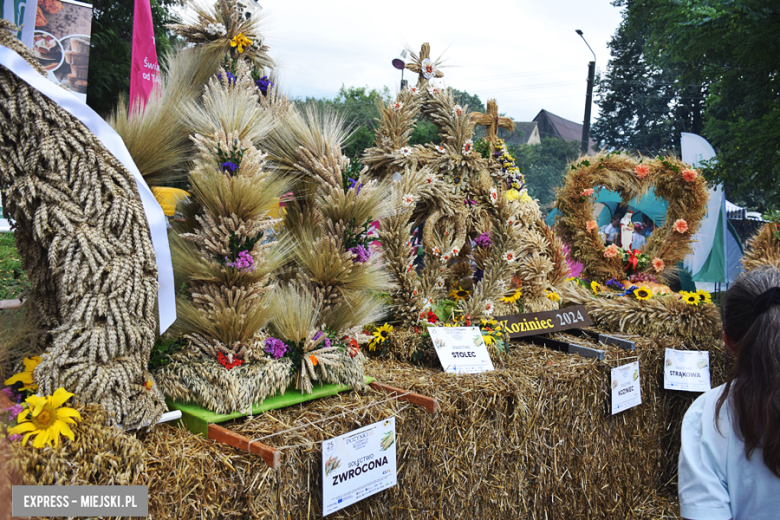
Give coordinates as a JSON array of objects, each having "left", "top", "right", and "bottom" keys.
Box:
[
  {"left": 0, "top": 21, "right": 165, "bottom": 428},
  {"left": 554, "top": 152, "right": 720, "bottom": 340},
  {"left": 361, "top": 43, "right": 568, "bottom": 336}
]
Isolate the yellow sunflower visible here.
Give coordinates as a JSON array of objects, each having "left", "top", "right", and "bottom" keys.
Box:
[
  {"left": 500, "top": 288, "right": 522, "bottom": 304},
  {"left": 680, "top": 292, "right": 699, "bottom": 305},
  {"left": 4, "top": 356, "right": 42, "bottom": 392},
  {"left": 449, "top": 286, "right": 470, "bottom": 302},
  {"left": 696, "top": 289, "right": 712, "bottom": 304},
  {"left": 634, "top": 286, "right": 653, "bottom": 301},
  {"left": 372, "top": 323, "right": 393, "bottom": 345},
  {"left": 9, "top": 388, "right": 81, "bottom": 448}
]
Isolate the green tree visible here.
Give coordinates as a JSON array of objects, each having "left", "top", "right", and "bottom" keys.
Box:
[
  {"left": 512, "top": 138, "right": 580, "bottom": 209},
  {"left": 644, "top": 0, "right": 780, "bottom": 209},
  {"left": 592, "top": 7, "right": 706, "bottom": 156},
  {"left": 88, "top": 0, "right": 181, "bottom": 116}
]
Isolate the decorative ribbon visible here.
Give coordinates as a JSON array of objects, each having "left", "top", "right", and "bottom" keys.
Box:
[
  {"left": 624, "top": 249, "right": 641, "bottom": 273},
  {"left": 0, "top": 45, "right": 176, "bottom": 333}
]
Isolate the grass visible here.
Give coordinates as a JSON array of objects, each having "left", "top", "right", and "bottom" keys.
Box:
[{"left": 0, "top": 233, "right": 28, "bottom": 299}]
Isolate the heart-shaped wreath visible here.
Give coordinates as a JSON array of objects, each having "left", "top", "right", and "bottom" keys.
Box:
[{"left": 554, "top": 152, "right": 709, "bottom": 283}]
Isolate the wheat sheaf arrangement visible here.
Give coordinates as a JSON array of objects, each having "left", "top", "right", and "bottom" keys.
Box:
[{"left": 0, "top": 21, "right": 165, "bottom": 428}]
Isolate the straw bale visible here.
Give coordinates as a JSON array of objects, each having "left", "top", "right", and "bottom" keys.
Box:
[{"left": 127, "top": 331, "right": 726, "bottom": 519}]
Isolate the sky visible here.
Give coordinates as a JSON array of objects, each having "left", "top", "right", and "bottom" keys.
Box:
[{"left": 253, "top": 0, "right": 625, "bottom": 124}]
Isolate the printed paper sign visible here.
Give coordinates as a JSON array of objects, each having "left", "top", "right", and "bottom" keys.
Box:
[
  {"left": 322, "top": 417, "right": 397, "bottom": 516},
  {"left": 496, "top": 305, "right": 593, "bottom": 339},
  {"left": 611, "top": 361, "right": 641, "bottom": 415},
  {"left": 2, "top": 0, "right": 39, "bottom": 48},
  {"left": 664, "top": 348, "right": 711, "bottom": 392},
  {"left": 428, "top": 326, "right": 495, "bottom": 374}
]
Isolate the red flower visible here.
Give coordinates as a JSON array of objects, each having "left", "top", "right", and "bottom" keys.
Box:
[
  {"left": 217, "top": 352, "right": 244, "bottom": 370},
  {"left": 682, "top": 168, "right": 698, "bottom": 182},
  {"left": 673, "top": 219, "right": 689, "bottom": 234},
  {"left": 635, "top": 164, "right": 650, "bottom": 178},
  {"left": 426, "top": 311, "right": 439, "bottom": 324},
  {"left": 346, "top": 338, "right": 359, "bottom": 357}
]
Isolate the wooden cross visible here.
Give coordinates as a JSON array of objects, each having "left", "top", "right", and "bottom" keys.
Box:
[
  {"left": 469, "top": 99, "right": 515, "bottom": 144},
  {"left": 405, "top": 42, "right": 444, "bottom": 87}
]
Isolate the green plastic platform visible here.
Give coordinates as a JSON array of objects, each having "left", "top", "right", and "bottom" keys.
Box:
[{"left": 167, "top": 376, "right": 375, "bottom": 437}]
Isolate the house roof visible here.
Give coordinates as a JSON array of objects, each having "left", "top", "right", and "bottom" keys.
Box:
[
  {"left": 498, "top": 121, "right": 538, "bottom": 145},
  {"left": 533, "top": 109, "right": 596, "bottom": 153}
]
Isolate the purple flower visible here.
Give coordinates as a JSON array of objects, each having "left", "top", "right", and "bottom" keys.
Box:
[
  {"left": 8, "top": 434, "right": 21, "bottom": 442},
  {"left": 6, "top": 404, "right": 23, "bottom": 421},
  {"left": 217, "top": 72, "right": 236, "bottom": 86},
  {"left": 227, "top": 250, "right": 255, "bottom": 272},
  {"left": 475, "top": 232, "right": 492, "bottom": 249},
  {"left": 221, "top": 161, "right": 238, "bottom": 174},
  {"left": 256, "top": 75, "right": 273, "bottom": 95},
  {"left": 348, "top": 245, "right": 371, "bottom": 263},
  {"left": 264, "top": 337, "right": 288, "bottom": 359},
  {"left": 313, "top": 331, "right": 331, "bottom": 349},
  {"left": 606, "top": 277, "right": 623, "bottom": 290},
  {"left": 348, "top": 178, "right": 362, "bottom": 194},
  {"left": 473, "top": 269, "right": 484, "bottom": 283},
  {"left": 1, "top": 387, "right": 19, "bottom": 403}
]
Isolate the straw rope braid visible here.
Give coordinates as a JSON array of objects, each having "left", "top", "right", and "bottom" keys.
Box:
[
  {"left": 741, "top": 222, "right": 780, "bottom": 271},
  {"left": 0, "top": 21, "right": 165, "bottom": 428},
  {"left": 554, "top": 152, "right": 708, "bottom": 283}
]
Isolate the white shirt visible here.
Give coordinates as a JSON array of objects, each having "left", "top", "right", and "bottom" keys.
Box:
[
  {"left": 601, "top": 223, "right": 619, "bottom": 242},
  {"left": 631, "top": 232, "right": 646, "bottom": 251},
  {"left": 679, "top": 384, "right": 780, "bottom": 520}
]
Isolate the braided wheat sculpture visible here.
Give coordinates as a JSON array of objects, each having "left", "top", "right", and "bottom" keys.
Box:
[
  {"left": 362, "top": 43, "right": 568, "bottom": 324},
  {"left": 0, "top": 22, "right": 165, "bottom": 428}
]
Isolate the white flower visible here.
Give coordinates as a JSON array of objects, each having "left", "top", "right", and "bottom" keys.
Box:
[
  {"left": 504, "top": 250, "right": 517, "bottom": 263},
  {"left": 484, "top": 300, "right": 495, "bottom": 315},
  {"left": 431, "top": 246, "right": 442, "bottom": 257},
  {"left": 401, "top": 194, "right": 416, "bottom": 207},
  {"left": 489, "top": 187, "right": 498, "bottom": 204},
  {"left": 407, "top": 86, "right": 418, "bottom": 95},
  {"left": 399, "top": 146, "right": 412, "bottom": 156},
  {"left": 453, "top": 104, "right": 464, "bottom": 117},
  {"left": 435, "top": 145, "right": 446, "bottom": 154},
  {"left": 421, "top": 58, "right": 438, "bottom": 79},
  {"left": 450, "top": 247, "right": 460, "bottom": 257},
  {"left": 426, "top": 175, "right": 436, "bottom": 184},
  {"left": 434, "top": 278, "right": 445, "bottom": 289},
  {"left": 506, "top": 218, "right": 516, "bottom": 226},
  {"left": 427, "top": 85, "right": 439, "bottom": 95},
  {"left": 205, "top": 23, "right": 227, "bottom": 36},
  {"left": 462, "top": 139, "right": 474, "bottom": 155},
  {"left": 391, "top": 101, "right": 404, "bottom": 111}
]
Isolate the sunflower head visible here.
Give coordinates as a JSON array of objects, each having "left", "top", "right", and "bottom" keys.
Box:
[
  {"left": 9, "top": 388, "right": 81, "bottom": 448},
  {"left": 372, "top": 323, "right": 394, "bottom": 343},
  {"left": 500, "top": 288, "right": 522, "bottom": 304},
  {"left": 448, "top": 286, "right": 470, "bottom": 302},
  {"left": 680, "top": 292, "right": 699, "bottom": 305},
  {"left": 696, "top": 289, "right": 712, "bottom": 304},
  {"left": 634, "top": 286, "right": 653, "bottom": 301}
]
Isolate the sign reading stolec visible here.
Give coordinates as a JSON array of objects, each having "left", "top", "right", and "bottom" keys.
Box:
[
  {"left": 664, "top": 348, "right": 711, "bottom": 392},
  {"left": 496, "top": 305, "right": 592, "bottom": 339},
  {"left": 611, "top": 361, "right": 642, "bottom": 415},
  {"left": 322, "top": 418, "right": 397, "bottom": 516},
  {"left": 428, "top": 326, "right": 495, "bottom": 374}
]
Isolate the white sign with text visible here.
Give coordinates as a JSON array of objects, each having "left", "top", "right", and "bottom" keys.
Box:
[
  {"left": 664, "top": 349, "right": 711, "bottom": 392},
  {"left": 428, "top": 326, "right": 495, "bottom": 374},
  {"left": 322, "top": 417, "right": 397, "bottom": 516},
  {"left": 611, "top": 361, "right": 642, "bottom": 415}
]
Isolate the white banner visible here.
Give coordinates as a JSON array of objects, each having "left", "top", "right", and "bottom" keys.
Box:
[
  {"left": 0, "top": 45, "right": 176, "bottom": 333},
  {"left": 322, "top": 417, "right": 397, "bottom": 516},
  {"left": 428, "top": 326, "right": 495, "bottom": 374}
]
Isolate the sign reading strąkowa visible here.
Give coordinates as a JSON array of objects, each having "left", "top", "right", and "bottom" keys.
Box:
[{"left": 496, "top": 305, "right": 593, "bottom": 339}]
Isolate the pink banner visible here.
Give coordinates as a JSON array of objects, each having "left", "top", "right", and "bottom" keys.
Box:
[{"left": 129, "top": 0, "right": 159, "bottom": 111}]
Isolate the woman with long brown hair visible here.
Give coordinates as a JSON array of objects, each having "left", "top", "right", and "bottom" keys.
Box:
[{"left": 678, "top": 266, "right": 780, "bottom": 519}]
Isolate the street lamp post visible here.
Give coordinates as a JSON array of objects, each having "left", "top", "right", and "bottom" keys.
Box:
[
  {"left": 576, "top": 29, "right": 596, "bottom": 156},
  {"left": 392, "top": 49, "right": 408, "bottom": 91}
]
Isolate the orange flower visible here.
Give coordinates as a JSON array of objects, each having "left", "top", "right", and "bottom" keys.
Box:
[
  {"left": 652, "top": 257, "right": 665, "bottom": 272},
  {"left": 673, "top": 219, "right": 689, "bottom": 233},
  {"left": 143, "top": 380, "right": 153, "bottom": 391},
  {"left": 586, "top": 220, "right": 598, "bottom": 232},
  {"left": 635, "top": 164, "right": 650, "bottom": 178},
  {"left": 604, "top": 244, "right": 619, "bottom": 258},
  {"left": 309, "top": 355, "right": 318, "bottom": 367},
  {"left": 682, "top": 168, "right": 698, "bottom": 182},
  {"left": 581, "top": 188, "right": 594, "bottom": 197}
]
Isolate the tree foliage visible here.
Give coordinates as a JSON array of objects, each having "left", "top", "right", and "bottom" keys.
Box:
[
  {"left": 512, "top": 137, "right": 580, "bottom": 210},
  {"left": 595, "top": 0, "right": 780, "bottom": 209},
  {"left": 88, "top": 0, "right": 181, "bottom": 116}
]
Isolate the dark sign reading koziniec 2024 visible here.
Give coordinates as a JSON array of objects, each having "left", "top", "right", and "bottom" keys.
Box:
[{"left": 495, "top": 305, "right": 592, "bottom": 339}]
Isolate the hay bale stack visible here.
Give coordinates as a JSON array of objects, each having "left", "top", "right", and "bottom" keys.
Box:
[{"left": 134, "top": 333, "right": 726, "bottom": 519}]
